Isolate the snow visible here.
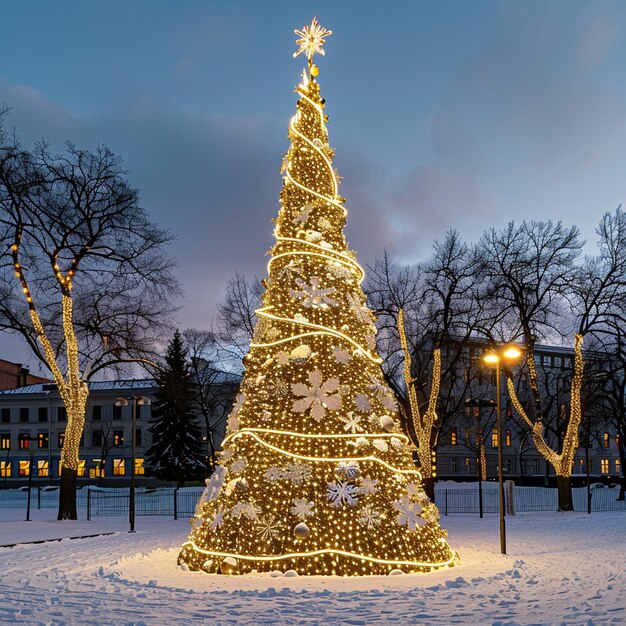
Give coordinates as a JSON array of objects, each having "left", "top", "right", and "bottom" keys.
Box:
[{"left": 0, "top": 506, "right": 624, "bottom": 624}]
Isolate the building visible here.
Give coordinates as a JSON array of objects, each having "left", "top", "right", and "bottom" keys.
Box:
[
  {"left": 0, "top": 359, "right": 50, "bottom": 391},
  {"left": 0, "top": 377, "right": 238, "bottom": 487},
  {"left": 435, "top": 342, "right": 623, "bottom": 484}
]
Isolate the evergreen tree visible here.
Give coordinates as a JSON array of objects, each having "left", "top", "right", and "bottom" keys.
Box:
[
  {"left": 146, "top": 330, "right": 205, "bottom": 485},
  {"left": 179, "top": 19, "right": 456, "bottom": 576}
]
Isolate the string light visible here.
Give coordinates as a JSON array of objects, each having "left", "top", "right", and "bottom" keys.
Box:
[{"left": 179, "top": 20, "right": 456, "bottom": 576}]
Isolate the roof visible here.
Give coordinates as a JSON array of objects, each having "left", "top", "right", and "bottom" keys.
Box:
[{"left": 0, "top": 379, "right": 156, "bottom": 396}]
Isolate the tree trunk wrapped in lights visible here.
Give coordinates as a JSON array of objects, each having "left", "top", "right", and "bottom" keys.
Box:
[
  {"left": 179, "top": 19, "right": 456, "bottom": 576},
  {"left": 397, "top": 308, "right": 441, "bottom": 500},
  {"left": 506, "top": 334, "right": 584, "bottom": 511}
]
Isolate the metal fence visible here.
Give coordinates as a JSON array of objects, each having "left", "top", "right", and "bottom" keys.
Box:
[
  {"left": 1, "top": 485, "right": 624, "bottom": 519},
  {"left": 435, "top": 486, "right": 626, "bottom": 515}
]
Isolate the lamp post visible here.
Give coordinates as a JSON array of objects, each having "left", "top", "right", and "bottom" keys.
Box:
[
  {"left": 114, "top": 396, "right": 151, "bottom": 533},
  {"left": 483, "top": 344, "right": 522, "bottom": 554}
]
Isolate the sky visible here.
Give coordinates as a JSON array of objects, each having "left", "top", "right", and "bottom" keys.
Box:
[{"left": 1, "top": 0, "right": 626, "bottom": 368}]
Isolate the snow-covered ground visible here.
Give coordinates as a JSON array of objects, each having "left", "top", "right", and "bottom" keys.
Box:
[{"left": 0, "top": 507, "right": 624, "bottom": 625}]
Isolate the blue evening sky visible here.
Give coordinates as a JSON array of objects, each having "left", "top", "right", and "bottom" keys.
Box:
[{"left": 2, "top": 1, "right": 626, "bottom": 365}]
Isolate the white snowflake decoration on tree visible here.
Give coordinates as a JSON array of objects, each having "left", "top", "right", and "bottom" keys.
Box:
[
  {"left": 201, "top": 465, "right": 228, "bottom": 502},
  {"left": 292, "top": 369, "right": 342, "bottom": 421},
  {"left": 327, "top": 481, "right": 359, "bottom": 507},
  {"left": 293, "top": 203, "right": 314, "bottom": 224},
  {"left": 332, "top": 346, "right": 351, "bottom": 363},
  {"left": 290, "top": 277, "right": 338, "bottom": 308},
  {"left": 393, "top": 496, "right": 424, "bottom": 530},
  {"left": 354, "top": 393, "right": 371, "bottom": 413},
  {"left": 230, "top": 458, "right": 246, "bottom": 474},
  {"left": 231, "top": 501, "right": 260, "bottom": 520},
  {"left": 346, "top": 292, "right": 371, "bottom": 324},
  {"left": 372, "top": 438, "right": 389, "bottom": 452},
  {"left": 339, "top": 411, "right": 362, "bottom": 433},
  {"left": 358, "top": 505, "right": 383, "bottom": 529},
  {"left": 293, "top": 17, "right": 332, "bottom": 60},
  {"left": 256, "top": 514, "right": 283, "bottom": 542},
  {"left": 284, "top": 462, "right": 313, "bottom": 484},
  {"left": 226, "top": 392, "right": 245, "bottom": 434},
  {"left": 264, "top": 467, "right": 284, "bottom": 482},
  {"left": 336, "top": 461, "right": 360, "bottom": 479},
  {"left": 359, "top": 476, "right": 379, "bottom": 495},
  {"left": 291, "top": 498, "right": 315, "bottom": 519}
]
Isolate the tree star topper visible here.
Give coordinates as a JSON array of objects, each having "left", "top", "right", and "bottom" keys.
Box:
[{"left": 293, "top": 17, "right": 332, "bottom": 61}]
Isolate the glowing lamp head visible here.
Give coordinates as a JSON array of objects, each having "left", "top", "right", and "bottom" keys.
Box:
[
  {"left": 502, "top": 346, "right": 522, "bottom": 361},
  {"left": 483, "top": 352, "right": 500, "bottom": 365}
]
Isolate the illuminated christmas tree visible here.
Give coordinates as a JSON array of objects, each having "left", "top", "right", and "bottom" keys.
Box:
[{"left": 179, "top": 18, "right": 457, "bottom": 576}]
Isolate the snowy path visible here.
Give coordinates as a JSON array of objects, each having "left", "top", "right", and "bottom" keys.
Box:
[{"left": 0, "top": 511, "right": 624, "bottom": 625}]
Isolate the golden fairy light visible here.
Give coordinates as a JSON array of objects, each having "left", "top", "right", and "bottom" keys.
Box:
[{"left": 178, "top": 21, "right": 457, "bottom": 576}]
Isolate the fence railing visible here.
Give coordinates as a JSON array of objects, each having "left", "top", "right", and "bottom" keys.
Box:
[{"left": 1, "top": 485, "right": 624, "bottom": 519}]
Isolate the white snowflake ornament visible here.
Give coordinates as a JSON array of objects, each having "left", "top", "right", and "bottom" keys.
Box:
[{"left": 292, "top": 370, "right": 342, "bottom": 421}]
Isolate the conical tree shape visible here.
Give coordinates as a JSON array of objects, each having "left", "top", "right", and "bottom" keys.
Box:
[{"left": 179, "top": 23, "right": 456, "bottom": 576}]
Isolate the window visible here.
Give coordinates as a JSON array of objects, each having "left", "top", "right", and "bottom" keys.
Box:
[
  {"left": 505, "top": 459, "right": 512, "bottom": 473},
  {"left": 19, "top": 408, "right": 29, "bottom": 423},
  {"left": 57, "top": 406, "right": 67, "bottom": 422},
  {"left": 588, "top": 458, "right": 593, "bottom": 472},
  {"left": 19, "top": 460, "right": 30, "bottom": 477},
  {"left": 473, "top": 406, "right": 480, "bottom": 418},
  {"left": 113, "top": 404, "right": 122, "bottom": 420},
  {"left": 0, "top": 408, "right": 9, "bottom": 423},
  {"left": 136, "top": 404, "right": 143, "bottom": 419},
  {"left": 491, "top": 429, "right": 499, "bottom": 448},
  {"left": 135, "top": 458, "right": 145, "bottom": 475},
  {"left": 58, "top": 432, "right": 65, "bottom": 449},
  {"left": 505, "top": 429, "right": 512, "bottom": 447},
  {"left": 0, "top": 433, "right": 10, "bottom": 450},
  {"left": 113, "top": 431, "right": 124, "bottom": 446},
  {"left": 0, "top": 460, "right": 10, "bottom": 477},
  {"left": 89, "top": 462, "right": 105, "bottom": 479},
  {"left": 506, "top": 406, "right": 512, "bottom": 418},
  {"left": 38, "top": 407, "right": 48, "bottom": 423},
  {"left": 578, "top": 458, "right": 585, "bottom": 472},
  {"left": 37, "top": 460, "right": 49, "bottom": 477},
  {"left": 18, "top": 433, "right": 30, "bottom": 449},
  {"left": 542, "top": 354, "right": 551, "bottom": 366},
  {"left": 464, "top": 428, "right": 470, "bottom": 446},
  {"left": 92, "top": 431, "right": 103, "bottom": 447},
  {"left": 601, "top": 459, "right": 609, "bottom": 474},
  {"left": 38, "top": 432, "right": 49, "bottom": 449},
  {"left": 77, "top": 459, "right": 86, "bottom": 477},
  {"left": 464, "top": 406, "right": 471, "bottom": 417},
  {"left": 616, "top": 459, "right": 621, "bottom": 474},
  {"left": 92, "top": 405, "right": 102, "bottom": 421},
  {"left": 464, "top": 457, "right": 472, "bottom": 473},
  {"left": 450, "top": 427, "right": 458, "bottom": 446},
  {"left": 135, "top": 429, "right": 142, "bottom": 447},
  {"left": 532, "top": 459, "right": 540, "bottom": 475},
  {"left": 554, "top": 356, "right": 562, "bottom": 368},
  {"left": 603, "top": 433, "right": 610, "bottom": 449},
  {"left": 113, "top": 459, "right": 126, "bottom": 476}
]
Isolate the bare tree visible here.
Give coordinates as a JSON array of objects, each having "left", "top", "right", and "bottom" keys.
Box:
[
  {"left": 183, "top": 328, "right": 240, "bottom": 472},
  {"left": 482, "top": 216, "right": 626, "bottom": 510},
  {"left": 0, "top": 129, "right": 179, "bottom": 519}
]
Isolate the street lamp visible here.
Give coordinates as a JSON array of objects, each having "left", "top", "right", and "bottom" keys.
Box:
[
  {"left": 114, "top": 396, "right": 151, "bottom": 533},
  {"left": 483, "top": 344, "right": 523, "bottom": 554}
]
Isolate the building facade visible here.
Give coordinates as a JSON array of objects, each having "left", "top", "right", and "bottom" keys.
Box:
[
  {"left": 0, "top": 359, "right": 50, "bottom": 391},
  {"left": 0, "top": 378, "right": 235, "bottom": 487}
]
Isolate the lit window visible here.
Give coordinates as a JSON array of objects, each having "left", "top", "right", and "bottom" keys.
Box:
[
  {"left": 0, "top": 460, "right": 10, "bottom": 477},
  {"left": 505, "top": 429, "right": 511, "bottom": 447},
  {"left": 18, "top": 433, "right": 30, "bottom": 449},
  {"left": 89, "top": 461, "right": 105, "bottom": 478},
  {"left": 578, "top": 458, "right": 584, "bottom": 472},
  {"left": 135, "top": 458, "right": 145, "bottom": 476},
  {"left": 464, "top": 457, "right": 472, "bottom": 473},
  {"left": 37, "top": 460, "right": 49, "bottom": 477},
  {"left": 58, "top": 432, "right": 65, "bottom": 448},
  {"left": 603, "top": 433, "right": 610, "bottom": 449},
  {"left": 491, "top": 429, "right": 498, "bottom": 448},
  {"left": 601, "top": 459, "right": 609, "bottom": 474},
  {"left": 113, "top": 459, "right": 126, "bottom": 476},
  {"left": 0, "top": 433, "right": 10, "bottom": 450},
  {"left": 450, "top": 427, "right": 457, "bottom": 446},
  {"left": 38, "top": 432, "right": 49, "bottom": 449},
  {"left": 473, "top": 406, "right": 480, "bottom": 417},
  {"left": 77, "top": 460, "right": 86, "bottom": 477},
  {"left": 616, "top": 459, "right": 621, "bottom": 474},
  {"left": 19, "top": 460, "right": 30, "bottom": 477},
  {"left": 113, "top": 431, "right": 124, "bottom": 446}
]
